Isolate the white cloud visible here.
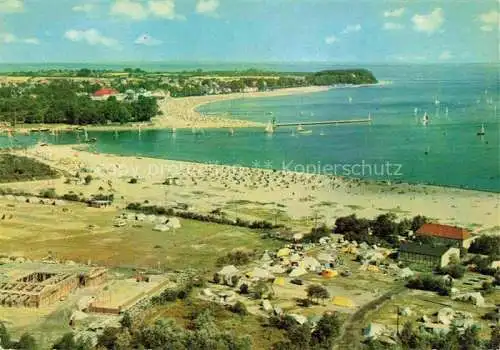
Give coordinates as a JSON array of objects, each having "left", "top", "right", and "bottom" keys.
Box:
[
  {"left": 196, "top": 0, "right": 219, "bottom": 15},
  {"left": 134, "top": 33, "right": 162, "bottom": 46},
  {"left": 325, "top": 35, "right": 338, "bottom": 44},
  {"left": 383, "top": 22, "right": 404, "bottom": 30},
  {"left": 22, "top": 37, "right": 39, "bottom": 45},
  {"left": 64, "top": 29, "right": 119, "bottom": 48},
  {"left": 438, "top": 50, "right": 453, "bottom": 60},
  {"left": 110, "top": 0, "right": 148, "bottom": 20},
  {"left": 384, "top": 8, "right": 405, "bottom": 18},
  {"left": 149, "top": 0, "right": 183, "bottom": 20},
  {"left": 340, "top": 24, "right": 361, "bottom": 35},
  {"left": 390, "top": 54, "right": 427, "bottom": 62},
  {"left": 0, "top": 33, "right": 39, "bottom": 44},
  {"left": 412, "top": 8, "right": 444, "bottom": 34},
  {"left": 478, "top": 10, "right": 499, "bottom": 32},
  {"left": 0, "top": 0, "right": 23, "bottom": 12},
  {"left": 110, "top": 0, "right": 183, "bottom": 20},
  {"left": 72, "top": 3, "right": 95, "bottom": 13}
]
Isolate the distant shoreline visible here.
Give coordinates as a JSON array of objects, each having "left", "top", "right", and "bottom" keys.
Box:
[{"left": 0, "top": 86, "right": 329, "bottom": 133}]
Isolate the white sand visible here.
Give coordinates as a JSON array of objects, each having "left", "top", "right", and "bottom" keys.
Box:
[{"left": 7, "top": 145, "right": 499, "bottom": 234}]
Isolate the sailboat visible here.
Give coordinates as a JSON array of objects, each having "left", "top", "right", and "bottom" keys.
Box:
[
  {"left": 477, "top": 124, "right": 485, "bottom": 136},
  {"left": 228, "top": 128, "right": 234, "bottom": 136},
  {"left": 296, "top": 124, "right": 312, "bottom": 135},
  {"left": 422, "top": 112, "right": 430, "bottom": 125},
  {"left": 83, "top": 128, "right": 97, "bottom": 143},
  {"left": 414, "top": 107, "right": 419, "bottom": 116},
  {"left": 445, "top": 107, "right": 449, "bottom": 116},
  {"left": 348, "top": 96, "right": 353, "bottom": 104},
  {"left": 434, "top": 96, "right": 440, "bottom": 105}
]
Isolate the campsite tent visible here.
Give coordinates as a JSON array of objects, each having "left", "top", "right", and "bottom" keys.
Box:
[
  {"left": 321, "top": 269, "right": 338, "bottom": 278},
  {"left": 153, "top": 224, "right": 170, "bottom": 232},
  {"left": 277, "top": 248, "right": 291, "bottom": 257},
  {"left": 289, "top": 266, "right": 307, "bottom": 277},
  {"left": 166, "top": 217, "right": 181, "bottom": 229},
  {"left": 247, "top": 267, "right": 274, "bottom": 280},
  {"left": 273, "top": 277, "right": 285, "bottom": 286},
  {"left": 331, "top": 296, "right": 355, "bottom": 308}
]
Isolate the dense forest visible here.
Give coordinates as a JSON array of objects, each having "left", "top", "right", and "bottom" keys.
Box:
[{"left": 0, "top": 80, "right": 158, "bottom": 125}]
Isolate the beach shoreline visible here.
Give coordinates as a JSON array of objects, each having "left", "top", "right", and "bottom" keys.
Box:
[
  {"left": 0, "top": 86, "right": 329, "bottom": 134},
  {"left": 5, "top": 144, "right": 499, "bottom": 234}
]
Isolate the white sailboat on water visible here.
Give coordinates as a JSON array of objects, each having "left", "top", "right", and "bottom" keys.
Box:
[
  {"left": 422, "top": 112, "right": 429, "bottom": 125},
  {"left": 296, "top": 124, "right": 312, "bottom": 135},
  {"left": 477, "top": 124, "right": 485, "bottom": 136},
  {"left": 434, "top": 96, "right": 440, "bottom": 105}
]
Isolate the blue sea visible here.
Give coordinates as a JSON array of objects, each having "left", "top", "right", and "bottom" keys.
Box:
[{"left": 1, "top": 63, "right": 499, "bottom": 192}]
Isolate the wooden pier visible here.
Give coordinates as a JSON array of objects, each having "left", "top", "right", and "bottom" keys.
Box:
[{"left": 274, "top": 117, "right": 371, "bottom": 128}]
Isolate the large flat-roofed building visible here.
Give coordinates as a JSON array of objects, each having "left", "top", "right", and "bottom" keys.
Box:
[
  {"left": 416, "top": 223, "right": 472, "bottom": 248},
  {"left": 0, "top": 263, "right": 107, "bottom": 308},
  {"left": 399, "top": 242, "right": 460, "bottom": 269}
]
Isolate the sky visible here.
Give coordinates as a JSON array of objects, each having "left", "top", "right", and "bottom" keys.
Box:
[{"left": 0, "top": 0, "right": 498, "bottom": 63}]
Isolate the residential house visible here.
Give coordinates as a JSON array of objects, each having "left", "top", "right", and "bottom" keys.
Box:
[{"left": 416, "top": 223, "right": 472, "bottom": 248}]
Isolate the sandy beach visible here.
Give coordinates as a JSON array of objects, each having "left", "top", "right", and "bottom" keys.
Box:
[
  {"left": 0, "top": 86, "right": 329, "bottom": 134},
  {"left": 6, "top": 144, "right": 499, "bottom": 234}
]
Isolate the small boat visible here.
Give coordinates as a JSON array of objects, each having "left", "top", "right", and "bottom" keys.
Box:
[
  {"left": 298, "top": 130, "right": 313, "bottom": 135},
  {"left": 85, "top": 138, "right": 97, "bottom": 144},
  {"left": 319, "top": 130, "right": 325, "bottom": 136},
  {"left": 434, "top": 97, "right": 440, "bottom": 105},
  {"left": 296, "top": 124, "right": 304, "bottom": 132},
  {"left": 422, "top": 112, "right": 429, "bottom": 125},
  {"left": 228, "top": 128, "right": 234, "bottom": 136},
  {"left": 477, "top": 124, "right": 485, "bottom": 136}
]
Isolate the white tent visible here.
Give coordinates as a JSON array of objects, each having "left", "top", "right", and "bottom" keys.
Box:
[
  {"left": 166, "top": 217, "right": 181, "bottom": 229},
  {"left": 247, "top": 267, "right": 275, "bottom": 280},
  {"left": 300, "top": 256, "right": 321, "bottom": 271},
  {"left": 153, "top": 224, "right": 170, "bottom": 232},
  {"left": 289, "top": 266, "right": 307, "bottom": 277}
]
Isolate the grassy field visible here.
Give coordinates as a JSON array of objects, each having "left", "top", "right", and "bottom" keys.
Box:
[
  {"left": 144, "top": 299, "right": 286, "bottom": 349},
  {"left": 0, "top": 199, "right": 281, "bottom": 270}
]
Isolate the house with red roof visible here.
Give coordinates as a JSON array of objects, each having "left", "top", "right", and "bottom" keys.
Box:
[{"left": 416, "top": 223, "right": 472, "bottom": 248}]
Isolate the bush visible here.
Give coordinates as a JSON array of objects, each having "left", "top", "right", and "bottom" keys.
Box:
[
  {"left": 128, "top": 178, "right": 138, "bottom": 184},
  {"left": 406, "top": 275, "right": 451, "bottom": 296},
  {"left": 39, "top": 188, "right": 57, "bottom": 198},
  {"left": 16, "top": 333, "right": 37, "bottom": 350},
  {"left": 216, "top": 250, "right": 254, "bottom": 267},
  {"left": 239, "top": 283, "right": 249, "bottom": 294},
  {"left": 230, "top": 301, "right": 248, "bottom": 315},
  {"left": 84, "top": 175, "right": 93, "bottom": 185},
  {"left": 440, "top": 264, "right": 465, "bottom": 279},
  {"left": 469, "top": 235, "right": 500, "bottom": 257}
]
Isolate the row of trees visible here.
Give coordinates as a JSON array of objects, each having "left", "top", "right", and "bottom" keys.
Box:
[
  {"left": 270, "top": 312, "right": 342, "bottom": 350},
  {"left": 126, "top": 202, "right": 285, "bottom": 230},
  {"left": 0, "top": 81, "right": 159, "bottom": 125},
  {"left": 325, "top": 213, "right": 428, "bottom": 246}
]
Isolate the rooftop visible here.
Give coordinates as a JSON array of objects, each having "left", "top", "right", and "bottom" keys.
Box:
[
  {"left": 399, "top": 242, "right": 454, "bottom": 257},
  {"left": 416, "top": 223, "right": 470, "bottom": 241}
]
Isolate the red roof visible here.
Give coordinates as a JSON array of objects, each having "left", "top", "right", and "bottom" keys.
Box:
[
  {"left": 94, "top": 88, "right": 118, "bottom": 97},
  {"left": 416, "top": 223, "right": 470, "bottom": 241}
]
